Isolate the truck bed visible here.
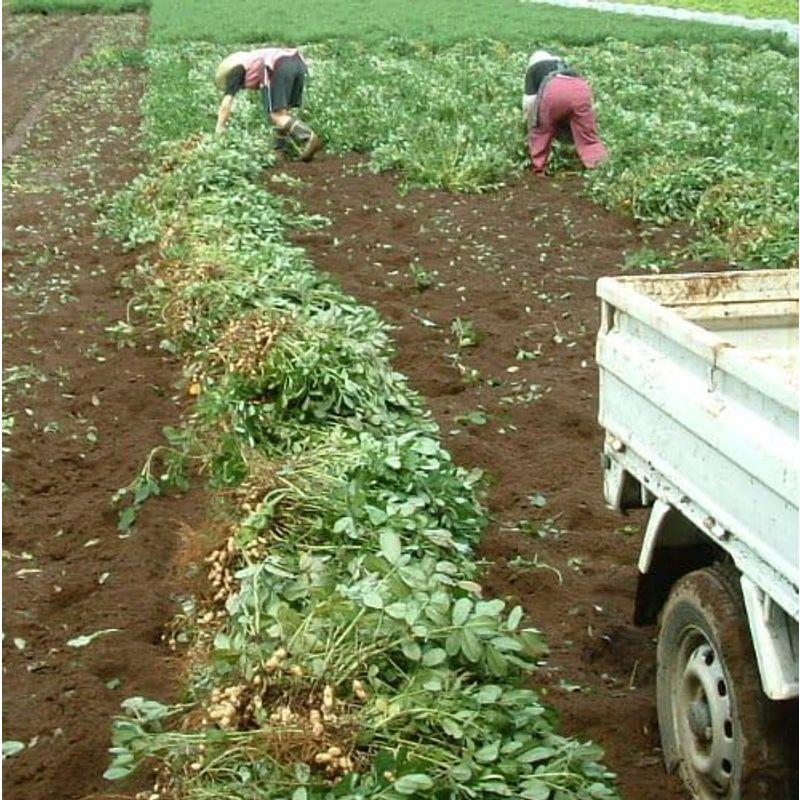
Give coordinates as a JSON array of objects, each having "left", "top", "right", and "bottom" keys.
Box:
[
  {"left": 608, "top": 269, "right": 799, "bottom": 390},
  {"left": 596, "top": 269, "right": 799, "bottom": 619}
]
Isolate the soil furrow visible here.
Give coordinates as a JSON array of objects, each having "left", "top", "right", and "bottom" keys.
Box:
[
  {"left": 3, "top": 29, "right": 95, "bottom": 159},
  {"left": 2, "top": 14, "right": 202, "bottom": 800}
]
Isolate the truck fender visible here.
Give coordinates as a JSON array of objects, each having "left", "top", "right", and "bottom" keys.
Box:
[
  {"left": 637, "top": 507, "right": 799, "bottom": 700},
  {"left": 634, "top": 499, "right": 719, "bottom": 625}
]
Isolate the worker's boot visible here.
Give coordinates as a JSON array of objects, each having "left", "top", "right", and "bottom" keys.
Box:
[
  {"left": 273, "top": 129, "right": 290, "bottom": 157},
  {"left": 279, "top": 118, "right": 323, "bottom": 162}
]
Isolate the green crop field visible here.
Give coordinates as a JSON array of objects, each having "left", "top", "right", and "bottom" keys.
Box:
[
  {"left": 138, "top": 0, "right": 798, "bottom": 269},
  {"left": 147, "top": 0, "right": 792, "bottom": 46},
  {"left": 128, "top": 35, "right": 797, "bottom": 267}
]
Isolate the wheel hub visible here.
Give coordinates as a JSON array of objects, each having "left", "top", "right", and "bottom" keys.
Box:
[
  {"left": 676, "top": 640, "right": 737, "bottom": 797},
  {"left": 687, "top": 698, "right": 712, "bottom": 740}
]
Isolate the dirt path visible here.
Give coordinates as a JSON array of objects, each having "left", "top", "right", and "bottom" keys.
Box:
[
  {"left": 2, "top": 14, "right": 202, "bottom": 800},
  {"left": 277, "top": 156, "right": 718, "bottom": 799}
]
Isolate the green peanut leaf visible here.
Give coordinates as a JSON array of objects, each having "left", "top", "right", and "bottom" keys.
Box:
[
  {"left": 452, "top": 597, "right": 472, "bottom": 626},
  {"left": 393, "top": 773, "right": 434, "bottom": 794},
  {"left": 460, "top": 629, "right": 482, "bottom": 662},
  {"left": 520, "top": 778, "right": 551, "bottom": 799},
  {"left": 474, "top": 740, "right": 500, "bottom": 764},
  {"left": 507, "top": 605, "right": 524, "bottom": 631},
  {"left": 421, "top": 647, "right": 447, "bottom": 666},
  {"left": 380, "top": 530, "right": 402, "bottom": 564},
  {"left": 401, "top": 640, "right": 421, "bottom": 661}
]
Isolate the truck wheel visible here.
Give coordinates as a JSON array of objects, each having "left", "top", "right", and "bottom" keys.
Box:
[{"left": 656, "top": 564, "right": 792, "bottom": 800}]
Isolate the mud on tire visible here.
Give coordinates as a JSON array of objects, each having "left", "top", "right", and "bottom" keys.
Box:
[{"left": 656, "top": 563, "right": 796, "bottom": 800}]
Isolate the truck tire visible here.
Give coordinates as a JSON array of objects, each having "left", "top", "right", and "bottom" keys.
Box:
[{"left": 656, "top": 564, "right": 794, "bottom": 800}]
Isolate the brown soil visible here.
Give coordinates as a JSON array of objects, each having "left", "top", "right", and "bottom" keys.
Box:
[
  {"left": 2, "top": 14, "right": 202, "bottom": 800},
  {"left": 275, "top": 155, "right": 717, "bottom": 799}
]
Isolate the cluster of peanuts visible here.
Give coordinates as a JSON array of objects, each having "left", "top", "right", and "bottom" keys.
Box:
[
  {"left": 241, "top": 535, "right": 269, "bottom": 560},
  {"left": 160, "top": 602, "right": 225, "bottom": 651},
  {"left": 158, "top": 225, "right": 178, "bottom": 255},
  {"left": 204, "top": 533, "right": 269, "bottom": 606},
  {"left": 233, "top": 453, "right": 279, "bottom": 517},
  {"left": 204, "top": 535, "right": 237, "bottom": 605},
  {"left": 314, "top": 745, "right": 354, "bottom": 776},
  {"left": 154, "top": 260, "right": 223, "bottom": 343},
  {"left": 308, "top": 684, "right": 361, "bottom": 777},
  {"left": 152, "top": 668, "right": 371, "bottom": 787},
  {"left": 136, "top": 764, "right": 182, "bottom": 800},
  {"left": 207, "top": 312, "right": 285, "bottom": 379},
  {"left": 263, "top": 646, "right": 303, "bottom": 677},
  {"left": 157, "top": 258, "right": 217, "bottom": 288},
  {"left": 206, "top": 683, "right": 254, "bottom": 730},
  {"left": 237, "top": 480, "right": 273, "bottom": 516},
  {"left": 315, "top": 681, "right": 367, "bottom": 726},
  {"left": 195, "top": 607, "right": 226, "bottom": 629},
  {"left": 198, "top": 648, "right": 306, "bottom": 733}
]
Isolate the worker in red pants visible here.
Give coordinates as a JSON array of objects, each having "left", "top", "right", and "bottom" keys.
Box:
[{"left": 522, "top": 50, "right": 608, "bottom": 174}]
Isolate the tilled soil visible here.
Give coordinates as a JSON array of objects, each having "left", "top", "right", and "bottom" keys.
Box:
[
  {"left": 277, "top": 155, "right": 714, "bottom": 799},
  {"left": 2, "top": 14, "right": 202, "bottom": 800}
]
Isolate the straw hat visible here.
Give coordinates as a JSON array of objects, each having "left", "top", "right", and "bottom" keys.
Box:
[{"left": 215, "top": 52, "right": 247, "bottom": 91}]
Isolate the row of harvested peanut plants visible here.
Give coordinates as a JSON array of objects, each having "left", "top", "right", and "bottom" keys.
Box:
[{"left": 100, "top": 48, "right": 620, "bottom": 800}]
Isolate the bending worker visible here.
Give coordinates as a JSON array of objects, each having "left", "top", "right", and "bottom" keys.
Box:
[
  {"left": 522, "top": 49, "right": 607, "bottom": 174},
  {"left": 215, "top": 46, "right": 323, "bottom": 161}
]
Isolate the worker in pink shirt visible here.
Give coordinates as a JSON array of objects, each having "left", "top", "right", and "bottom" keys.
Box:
[
  {"left": 215, "top": 46, "right": 323, "bottom": 162},
  {"left": 522, "top": 50, "right": 608, "bottom": 175}
]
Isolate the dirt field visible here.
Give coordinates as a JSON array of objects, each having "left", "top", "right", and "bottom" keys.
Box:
[
  {"left": 3, "top": 13, "right": 729, "bottom": 800},
  {"left": 276, "top": 156, "right": 721, "bottom": 799},
  {"left": 2, "top": 14, "right": 203, "bottom": 800}
]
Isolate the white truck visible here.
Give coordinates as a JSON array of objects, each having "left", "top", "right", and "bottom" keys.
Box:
[{"left": 595, "top": 269, "right": 798, "bottom": 800}]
